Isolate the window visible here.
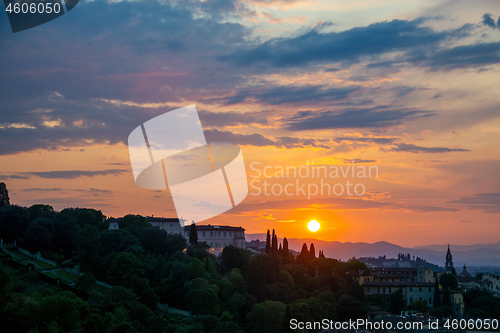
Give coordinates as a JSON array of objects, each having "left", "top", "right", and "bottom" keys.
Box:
[
  {"left": 392, "top": 278, "right": 394, "bottom": 282},
  {"left": 429, "top": 298, "right": 432, "bottom": 304},
  {"left": 410, "top": 287, "right": 412, "bottom": 292},
  {"left": 170, "top": 224, "right": 172, "bottom": 228},
  {"left": 419, "top": 287, "right": 422, "bottom": 292},
  {"left": 210, "top": 231, "right": 213, "bottom": 237},
  {"left": 383, "top": 287, "right": 386, "bottom": 293},
  {"left": 202, "top": 231, "right": 205, "bottom": 237},
  {"left": 224, "top": 232, "right": 226, "bottom": 237},
  {"left": 218, "top": 232, "right": 221, "bottom": 237},
  {"left": 367, "top": 287, "right": 370, "bottom": 292},
  {"left": 229, "top": 232, "right": 232, "bottom": 237},
  {"left": 377, "top": 287, "right": 380, "bottom": 293},
  {"left": 410, "top": 297, "right": 413, "bottom": 303},
  {"left": 429, "top": 287, "right": 432, "bottom": 292},
  {"left": 389, "top": 287, "right": 392, "bottom": 293},
  {"left": 224, "top": 243, "right": 226, "bottom": 247},
  {"left": 210, "top": 243, "right": 213, "bottom": 247}
]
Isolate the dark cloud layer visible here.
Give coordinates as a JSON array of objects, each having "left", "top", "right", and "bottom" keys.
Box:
[
  {"left": 220, "top": 18, "right": 474, "bottom": 68},
  {"left": 1, "top": 170, "right": 127, "bottom": 180},
  {"left": 285, "top": 107, "right": 431, "bottom": 131},
  {"left": 388, "top": 143, "right": 470, "bottom": 154},
  {"left": 482, "top": 13, "right": 497, "bottom": 29},
  {"left": 204, "top": 129, "right": 327, "bottom": 148},
  {"left": 447, "top": 193, "right": 500, "bottom": 214},
  {"left": 222, "top": 85, "right": 360, "bottom": 105}
]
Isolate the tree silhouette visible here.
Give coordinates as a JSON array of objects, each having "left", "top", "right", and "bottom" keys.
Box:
[
  {"left": 0, "top": 182, "right": 10, "bottom": 207},
  {"left": 271, "top": 229, "right": 277, "bottom": 253},
  {"left": 282, "top": 238, "right": 289, "bottom": 257},
  {"left": 433, "top": 278, "right": 441, "bottom": 308},
  {"left": 309, "top": 243, "right": 316, "bottom": 259},
  {"left": 189, "top": 222, "right": 198, "bottom": 246},
  {"left": 265, "top": 230, "right": 271, "bottom": 254}
]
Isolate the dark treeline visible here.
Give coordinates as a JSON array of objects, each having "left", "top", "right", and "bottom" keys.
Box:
[
  {"left": 0, "top": 184, "right": 496, "bottom": 332},
  {"left": 0, "top": 201, "right": 370, "bottom": 332}
]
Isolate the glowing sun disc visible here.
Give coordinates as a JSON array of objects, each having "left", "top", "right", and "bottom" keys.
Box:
[{"left": 308, "top": 220, "right": 320, "bottom": 232}]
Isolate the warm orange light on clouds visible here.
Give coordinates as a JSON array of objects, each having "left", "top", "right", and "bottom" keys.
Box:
[{"left": 1, "top": 0, "right": 500, "bottom": 248}]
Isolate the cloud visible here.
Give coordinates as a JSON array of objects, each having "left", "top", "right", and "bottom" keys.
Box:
[
  {"left": 447, "top": 193, "right": 500, "bottom": 214},
  {"left": 203, "top": 129, "right": 327, "bottom": 148},
  {"left": 220, "top": 18, "right": 472, "bottom": 68},
  {"left": 404, "top": 205, "right": 460, "bottom": 212},
  {"left": 343, "top": 159, "right": 377, "bottom": 164},
  {"left": 387, "top": 143, "right": 470, "bottom": 154},
  {"left": 411, "top": 42, "right": 500, "bottom": 71},
  {"left": 222, "top": 85, "right": 360, "bottom": 105},
  {"left": 285, "top": 107, "right": 432, "bottom": 131},
  {"left": 481, "top": 13, "right": 497, "bottom": 29},
  {"left": 20, "top": 188, "right": 65, "bottom": 192},
  {"left": 334, "top": 136, "right": 397, "bottom": 144},
  {"left": 1, "top": 170, "right": 127, "bottom": 180},
  {"left": 199, "top": 110, "right": 270, "bottom": 127}
]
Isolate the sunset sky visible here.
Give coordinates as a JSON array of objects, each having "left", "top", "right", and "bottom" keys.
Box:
[{"left": 1, "top": 0, "right": 499, "bottom": 247}]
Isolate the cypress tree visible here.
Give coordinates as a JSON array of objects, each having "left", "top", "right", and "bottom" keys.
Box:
[
  {"left": 189, "top": 221, "right": 198, "bottom": 245},
  {"left": 271, "top": 229, "right": 278, "bottom": 253},
  {"left": 278, "top": 243, "right": 282, "bottom": 254},
  {"left": 265, "top": 230, "right": 271, "bottom": 254},
  {"left": 0, "top": 182, "right": 9, "bottom": 207},
  {"left": 433, "top": 278, "right": 441, "bottom": 308},
  {"left": 310, "top": 243, "right": 316, "bottom": 259},
  {"left": 299, "top": 243, "right": 309, "bottom": 264},
  {"left": 283, "top": 237, "right": 289, "bottom": 257}
]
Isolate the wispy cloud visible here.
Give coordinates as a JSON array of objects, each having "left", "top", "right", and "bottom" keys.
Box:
[{"left": 387, "top": 143, "right": 470, "bottom": 154}]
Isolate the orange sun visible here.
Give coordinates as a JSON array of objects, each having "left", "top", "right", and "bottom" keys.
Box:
[{"left": 308, "top": 220, "right": 320, "bottom": 232}]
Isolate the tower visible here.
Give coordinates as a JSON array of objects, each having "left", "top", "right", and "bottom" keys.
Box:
[{"left": 445, "top": 245, "right": 455, "bottom": 274}]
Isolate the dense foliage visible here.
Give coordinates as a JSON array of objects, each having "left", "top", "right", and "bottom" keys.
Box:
[
  {"left": 0, "top": 203, "right": 373, "bottom": 332},
  {"left": 0, "top": 199, "right": 497, "bottom": 332}
]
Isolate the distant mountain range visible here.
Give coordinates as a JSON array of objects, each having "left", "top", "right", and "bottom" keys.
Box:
[{"left": 245, "top": 234, "right": 500, "bottom": 268}]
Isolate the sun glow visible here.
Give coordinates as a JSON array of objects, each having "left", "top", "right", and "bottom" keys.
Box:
[{"left": 308, "top": 220, "right": 320, "bottom": 232}]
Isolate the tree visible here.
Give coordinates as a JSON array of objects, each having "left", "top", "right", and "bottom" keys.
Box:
[
  {"left": 0, "top": 182, "right": 10, "bottom": 206},
  {"left": 118, "top": 215, "right": 150, "bottom": 236},
  {"left": 246, "top": 301, "right": 286, "bottom": 333},
  {"left": 28, "top": 204, "right": 54, "bottom": 220},
  {"left": 184, "top": 280, "right": 220, "bottom": 316},
  {"left": 23, "top": 223, "right": 53, "bottom": 253},
  {"left": 38, "top": 291, "right": 90, "bottom": 332},
  {"left": 220, "top": 245, "right": 251, "bottom": 273},
  {"left": 138, "top": 227, "right": 169, "bottom": 255},
  {"left": 282, "top": 238, "right": 289, "bottom": 257},
  {"left": 309, "top": 243, "right": 316, "bottom": 259},
  {"left": 265, "top": 230, "right": 271, "bottom": 254},
  {"left": 247, "top": 256, "right": 265, "bottom": 301},
  {"left": 409, "top": 300, "right": 429, "bottom": 313},
  {"left": 271, "top": 229, "right": 277, "bottom": 253},
  {"left": 0, "top": 205, "right": 30, "bottom": 242},
  {"left": 60, "top": 208, "right": 106, "bottom": 230},
  {"left": 297, "top": 243, "right": 309, "bottom": 264},
  {"left": 440, "top": 273, "right": 458, "bottom": 291},
  {"left": 108, "top": 252, "right": 145, "bottom": 289},
  {"left": 75, "top": 274, "right": 97, "bottom": 293},
  {"left": 189, "top": 222, "right": 198, "bottom": 246},
  {"left": 0, "top": 261, "right": 11, "bottom": 297},
  {"left": 433, "top": 278, "right": 441, "bottom": 308},
  {"left": 77, "top": 225, "right": 100, "bottom": 269}
]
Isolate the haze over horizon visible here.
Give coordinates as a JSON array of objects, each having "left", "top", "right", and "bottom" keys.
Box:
[{"left": 1, "top": 0, "right": 500, "bottom": 248}]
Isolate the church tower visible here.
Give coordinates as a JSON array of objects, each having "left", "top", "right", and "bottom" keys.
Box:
[{"left": 445, "top": 245, "right": 456, "bottom": 275}]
